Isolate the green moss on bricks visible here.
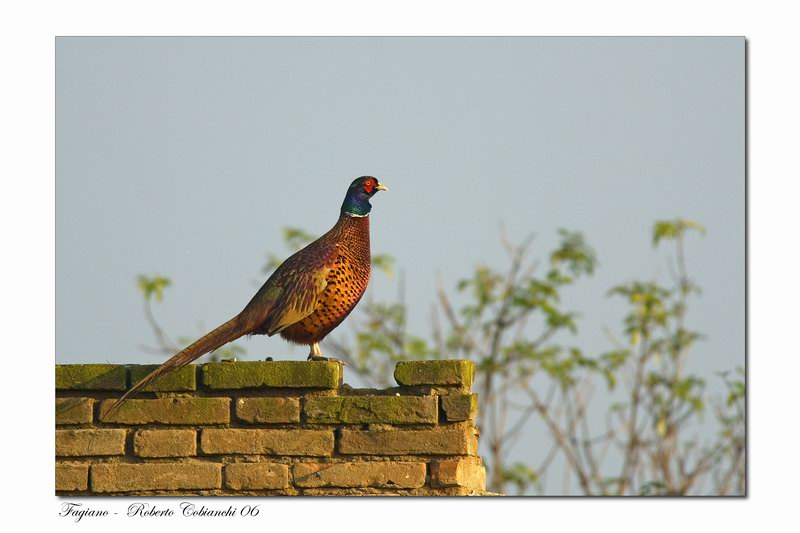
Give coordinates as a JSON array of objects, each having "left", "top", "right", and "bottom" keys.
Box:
[
  {"left": 394, "top": 360, "right": 475, "bottom": 388},
  {"left": 129, "top": 365, "right": 196, "bottom": 392},
  {"left": 56, "top": 398, "right": 94, "bottom": 425},
  {"left": 56, "top": 364, "right": 127, "bottom": 391},
  {"left": 441, "top": 393, "right": 479, "bottom": 421},
  {"left": 99, "top": 398, "right": 230, "bottom": 425},
  {"left": 305, "top": 396, "right": 438, "bottom": 424},
  {"left": 202, "top": 361, "right": 340, "bottom": 389},
  {"left": 236, "top": 398, "right": 301, "bottom": 424}
]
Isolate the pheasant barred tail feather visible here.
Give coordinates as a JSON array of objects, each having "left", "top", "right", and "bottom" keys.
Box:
[{"left": 100, "top": 317, "right": 244, "bottom": 421}]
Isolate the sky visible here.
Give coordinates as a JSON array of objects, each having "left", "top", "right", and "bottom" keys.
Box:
[{"left": 55, "top": 37, "right": 744, "bottom": 493}]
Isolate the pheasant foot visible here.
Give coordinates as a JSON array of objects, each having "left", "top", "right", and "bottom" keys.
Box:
[
  {"left": 307, "top": 354, "right": 347, "bottom": 365},
  {"left": 307, "top": 343, "right": 346, "bottom": 365}
]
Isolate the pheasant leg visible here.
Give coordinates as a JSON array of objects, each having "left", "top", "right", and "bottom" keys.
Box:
[{"left": 307, "top": 342, "right": 347, "bottom": 365}]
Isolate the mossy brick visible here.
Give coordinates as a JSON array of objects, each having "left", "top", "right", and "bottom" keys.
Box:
[
  {"left": 201, "top": 428, "right": 334, "bottom": 456},
  {"left": 236, "top": 397, "right": 300, "bottom": 424},
  {"left": 56, "top": 463, "right": 89, "bottom": 492},
  {"left": 394, "top": 360, "right": 475, "bottom": 388},
  {"left": 98, "top": 398, "right": 229, "bottom": 425},
  {"left": 224, "top": 463, "right": 289, "bottom": 490},
  {"left": 202, "top": 361, "right": 340, "bottom": 389},
  {"left": 293, "top": 461, "right": 426, "bottom": 488},
  {"left": 431, "top": 457, "right": 487, "bottom": 491},
  {"left": 133, "top": 429, "right": 197, "bottom": 457},
  {"left": 128, "top": 364, "right": 196, "bottom": 392},
  {"left": 338, "top": 426, "right": 479, "bottom": 456},
  {"left": 91, "top": 463, "right": 221, "bottom": 493},
  {"left": 56, "top": 429, "right": 126, "bottom": 456},
  {"left": 304, "top": 396, "right": 437, "bottom": 424},
  {"left": 298, "top": 486, "right": 479, "bottom": 496},
  {"left": 56, "top": 398, "right": 94, "bottom": 425},
  {"left": 300, "top": 486, "right": 476, "bottom": 497},
  {"left": 441, "top": 393, "right": 479, "bottom": 421},
  {"left": 56, "top": 364, "right": 127, "bottom": 391}
]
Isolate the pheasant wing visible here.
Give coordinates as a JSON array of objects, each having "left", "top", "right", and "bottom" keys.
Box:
[{"left": 239, "top": 243, "right": 338, "bottom": 335}]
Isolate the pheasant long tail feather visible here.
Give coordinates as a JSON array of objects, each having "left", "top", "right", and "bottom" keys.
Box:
[{"left": 100, "top": 317, "right": 244, "bottom": 421}]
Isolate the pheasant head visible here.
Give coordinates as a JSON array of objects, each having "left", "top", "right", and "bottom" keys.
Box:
[{"left": 340, "top": 176, "right": 388, "bottom": 217}]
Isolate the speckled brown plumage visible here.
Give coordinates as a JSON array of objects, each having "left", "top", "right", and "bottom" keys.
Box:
[
  {"left": 102, "top": 176, "right": 386, "bottom": 420},
  {"left": 276, "top": 216, "right": 371, "bottom": 344}
]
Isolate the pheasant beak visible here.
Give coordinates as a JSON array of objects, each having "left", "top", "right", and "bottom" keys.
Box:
[{"left": 375, "top": 182, "right": 388, "bottom": 192}]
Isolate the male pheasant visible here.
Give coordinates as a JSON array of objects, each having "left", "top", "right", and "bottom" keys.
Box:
[{"left": 103, "top": 176, "right": 387, "bottom": 417}]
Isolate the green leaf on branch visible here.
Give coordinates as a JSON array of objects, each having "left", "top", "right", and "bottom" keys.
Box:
[
  {"left": 137, "top": 275, "right": 172, "bottom": 302},
  {"left": 501, "top": 463, "right": 540, "bottom": 495},
  {"left": 652, "top": 218, "right": 705, "bottom": 246},
  {"left": 550, "top": 229, "right": 597, "bottom": 276},
  {"left": 283, "top": 227, "right": 317, "bottom": 251},
  {"left": 371, "top": 254, "right": 396, "bottom": 277}
]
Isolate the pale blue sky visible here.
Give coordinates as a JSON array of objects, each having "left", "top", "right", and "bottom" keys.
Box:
[{"left": 55, "top": 37, "right": 744, "bottom": 493}]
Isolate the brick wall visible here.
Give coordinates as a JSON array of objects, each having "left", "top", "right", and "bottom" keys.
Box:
[{"left": 55, "top": 360, "right": 486, "bottom": 496}]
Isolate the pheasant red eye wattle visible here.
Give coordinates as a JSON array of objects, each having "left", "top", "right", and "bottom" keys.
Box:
[{"left": 102, "top": 175, "right": 388, "bottom": 419}]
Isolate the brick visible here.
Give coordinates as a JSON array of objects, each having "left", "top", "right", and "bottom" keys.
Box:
[
  {"left": 293, "top": 461, "right": 426, "bottom": 488},
  {"left": 56, "top": 463, "right": 89, "bottom": 491},
  {"left": 98, "top": 398, "right": 229, "bottom": 425},
  {"left": 91, "top": 463, "right": 221, "bottom": 493},
  {"left": 441, "top": 393, "right": 479, "bottom": 421},
  {"left": 224, "top": 463, "right": 289, "bottom": 490},
  {"left": 431, "top": 457, "right": 486, "bottom": 491},
  {"left": 56, "top": 397, "right": 94, "bottom": 425},
  {"left": 56, "top": 429, "right": 126, "bottom": 456},
  {"left": 339, "top": 427, "right": 479, "bottom": 455},
  {"left": 56, "top": 364, "right": 126, "bottom": 391},
  {"left": 129, "top": 364, "right": 196, "bottom": 392},
  {"left": 236, "top": 397, "right": 300, "bottom": 424},
  {"left": 201, "top": 429, "right": 333, "bottom": 456},
  {"left": 305, "top": 396, "right": 437, "bottom": 424},
  {"left": 299, "top": 486, "right": 479, "bottom": 496},
  {"left": 133, "top": 429, "right": 197, "bottom": 457},
  {"left": 203, "top": 361, "right": 340, "bottom": 389},
  {"left": 394, "top": 360, "right": 474, "bottom": 388}
]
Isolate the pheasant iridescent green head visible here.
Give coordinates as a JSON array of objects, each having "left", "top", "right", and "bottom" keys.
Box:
[{"left": 340, "top": 176, "right": 388, "bottom": 217}]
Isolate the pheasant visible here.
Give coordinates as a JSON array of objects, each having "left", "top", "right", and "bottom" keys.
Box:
[{"left": 103, "top": 176, "right": 387, "bottom": 418}]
